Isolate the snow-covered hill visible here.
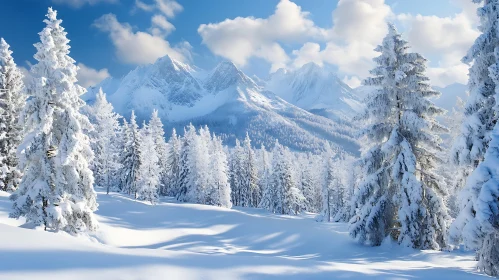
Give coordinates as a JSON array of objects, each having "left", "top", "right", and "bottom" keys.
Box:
[
  {"left": 0, "top": 190, "right": 485, "bottom": 279},
  {"left": 266, "top": 63, "right": 364, "bottom": 121},
  {"left": 85, "top": 57, "right": 360, "bottom": 154},
  {"left": 433, "top": 83, "right": 468, "bottom": 112}
]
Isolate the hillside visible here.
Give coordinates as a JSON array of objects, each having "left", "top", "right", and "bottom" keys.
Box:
[{"left": 0, "top": 190, "right": 485, "bottom": 280}]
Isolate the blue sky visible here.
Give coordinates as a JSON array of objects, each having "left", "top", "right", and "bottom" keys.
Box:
[{"left": 0, "top": 0, "right": 478, "bottom": 88}]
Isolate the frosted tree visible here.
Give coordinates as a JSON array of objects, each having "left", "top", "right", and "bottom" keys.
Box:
[
  {"left": 317, "top": 157, "right": 334, "bottom": 222},
  {"left": 349, "top": 24, "right": 449, "bottom": 249},
  {"left": 149, "top": 110, "right": 168, "bottom": 195},
  {"left": 10, "top": 8, "right": 97, "bottom": 233},
  {"left": 299, "top": 154, "right": 319, "bottom": 212},
  {"left": 0, "top": 38, "right": 25, "bottom": 192},
  {"left": 449, "top": 46, "right": 499, "bottom": 277},
  {"left": 261, "top": 141, "right": 304, "bottom": 215},
  {"left": 257, "top": 145, "right": 272, "bottom": 209},
  {"left": 207, "top": 135, "right": 232, "bottom": 208},
  {"left": 452, "top": 0, "right": 499, "bottom": 170},
  {"left": 166, "top": 128, "right": 181, "bottom": 197},
  {"left": 243, "top": 134, "right": 259, "bottom": 207},
  {"left": 136, "top": 124, "right": 160, "bottom": 204},
  {"left": 229, "top": 140, "right": 245, "bottom": 206},
  {"left": 121, "top": 111, "right": 141, "bottom": 198},
  {"left": 88, "top": 89, "right": 121, "bottom": 194}
]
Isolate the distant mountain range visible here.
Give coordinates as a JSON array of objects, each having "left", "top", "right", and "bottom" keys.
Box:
[{"left": 85, "top": 56, "right": 361, "bottom": 155}]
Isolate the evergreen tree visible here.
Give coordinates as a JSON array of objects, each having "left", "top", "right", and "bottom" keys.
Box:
[
  {"left": 0, "top": 38, "right": 25, "bottom": 192},
  {"left": 10, "top": 8, "right": 97, "bottom": 233},
  {"left": 261, "top": 141, "right": 304, "bottom": 215},
  {"left": 167, "top": 128, "right": 181, "bottom": 197},
  {"left": 207, "top": 135, "right": 232, "bottom": 208},
  {"left": 176, "top": 124, "right": 195, "bottom": 202},
  {"left": 349, "top": 24, "right": 449, "bottom": 249},
  {"left": 243, "top": 134, "right": 259, "bottom": 207},
  {"left": 88, "top": 89, "right": 121, "bottom": 194},
  {"left": 452, "top": 0, "right": 499, "bottom": 170},
  {"left": 317, "top": 157, "right": 334, "bottom": 222},
  {"left": 136, "top": 124, "right": 160, "bottom": 204},
  {"left": 449, "top": 39, "right": 499, "bottom": 277},
  {"left": 121, "top": 111, "right": 141, "bottom": 198},
  {"left": 149, "top": 110, "right": 168, "bottom": 195}
]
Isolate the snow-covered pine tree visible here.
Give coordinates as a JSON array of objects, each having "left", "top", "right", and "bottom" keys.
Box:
[
  {"left": 136, "top": 124, "right": 160, "bottom": 204},
  {"left": 317, "top": 156, "right": 334, "bottom": 222},
  {"left": 0, "top": 38, "right": 25, "bottom": 192},
  {"left": 257, "top": 144, "right": 272, "bottom": 209},
  {"left": 149, "top": 109, "right": 168, "bottom": 195},
  {"left": 452, "top": 0, "right": 499, "bottom": 170},
  {"left": 207, "top": 135, "right": 232, "bottom": 208},
  {"left": 176, "top": 124, "right": 196, "bottom": 202},
  {"left": 88, "top": 88, "right": 121, "bottom": 194},
  {"left": 449, "top": 46, "right": 499, "bottom": 277},
  {"left": 10, "top": 8, "right": 97, "bottom": 233},
  {"left": 167, "top": 128, "right": 181, "bottom": 197},
  {"left": 262, "top": 141, "right": 304, "bottom": 215},
  {"left": 229, "top": 140, "right": 245, "bottom": 206},
  {"left": 118, "top": 118, "right": 129, "bottom": 192},
  {"left": 299, "top": 153, "right": 318, "bottom": 212},
  {"left": 121, "top": 111, "right": 141, "bottom": 198},
  {"left": 243, "top": 133, "right": 259, "bottom": 207},
  {"left": 348, "top": 24, "right": 449, "bottom": 249}
]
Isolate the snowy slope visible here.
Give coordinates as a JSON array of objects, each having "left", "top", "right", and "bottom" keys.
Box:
[
  {"left": 0, "top": 190, "right": 486, "bottom": 279},
  {"left": 266, "top": 63, "right": 364, "bottom": 120},
  {"left": 86, "top": 57, "right": 360, "bottom": 154}
]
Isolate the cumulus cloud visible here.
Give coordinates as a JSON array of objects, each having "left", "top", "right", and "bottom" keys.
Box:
[
  {"left": 198, "top": 0, "right": 480, "bottom": 87},
  {"left": 77, "top": 63, "right": 110, "bottom": 88},
  {"left": 198, "top": 0, "right": 327, "bottom": 72},
  {"left": 135, "top": 0, "right": 183, "bottom": 17},
  {"left": 93, "top": 13, "right": 189, "bottom": 64},
  {"left": 397, "top": 1, "right": 479, "bottom": 87},
  {"left": 52, "top": 0, "right": 117, "bottom": 8}
]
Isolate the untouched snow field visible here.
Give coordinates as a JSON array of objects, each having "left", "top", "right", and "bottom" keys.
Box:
[{"left": 0, "top": 190, "right": 487, "bottom": 279}]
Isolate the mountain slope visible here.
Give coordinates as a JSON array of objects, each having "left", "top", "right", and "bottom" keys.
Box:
[
  {"left": 86, "top": 56, "right": 360, "bottom": 154},
  {"left": 266, "top": 63, "right": 363, "bottom": 120}
]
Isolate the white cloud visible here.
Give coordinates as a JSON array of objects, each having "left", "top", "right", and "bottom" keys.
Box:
[
  {"left": 150, "top": 14, "right": 175, "bottom": 37},
  {"left": 77, "top": 63, "right": 110, "bottom": 88},
  {"left": 198, "top": 0, "right": 327, "bottom": 72},
  {"left": 94, "top": 13, "right": 189, "bottom": 64},
  {"left": 198, "top": 0, "right": 478, "bottom": 87},
  {"left": 396, "top": 1, "right": 479, "bottom": 87},
  {"left": 135, "top": 0, "right": 183, "bottom": 18},
  {"left": 52, "top": 0, "right": 117, "bottom": 8},
  {"left": 342, "top": 75, "right": 362, "bottom": 88}
]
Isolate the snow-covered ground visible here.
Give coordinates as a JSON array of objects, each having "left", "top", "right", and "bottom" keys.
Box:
[{"left": 0, "top": 190, "right": 487, "bottom": 279}]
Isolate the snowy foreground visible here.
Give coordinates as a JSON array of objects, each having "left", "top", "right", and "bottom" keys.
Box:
[{"left": 0, "top": 190, "right": 487, "bottom": 280}]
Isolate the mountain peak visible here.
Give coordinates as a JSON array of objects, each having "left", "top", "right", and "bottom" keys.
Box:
[{"left": 204, "top": 60, "right": 255, "bottom": 92}]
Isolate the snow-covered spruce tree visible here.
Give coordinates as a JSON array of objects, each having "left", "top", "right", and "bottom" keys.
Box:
[
  {"left": 88, "top": 88, "right": 121, "bottom": 194},
  {"left": 118, "top": 118, "right": 129, "bottom": 192},
  {"left": 299, "top": 153, "right": 319, "bottom": 212},
  {"left": 452, "top": 0, "right": 499, "bottom": 171},
  {"left": 121, "top": 111, "right": 141, "bottom": 198},
  {"left": 167, "top": 128, "right": 181, "bottom": 197},
  {"left": 229, "top": 140, "right": 245, "bottom": 206},
  {"left": 243, "top": 133, "right": 260, "bottom": 207},
  {"left": 176, "top": 124, "right": 209, "bottom": 203},
  {"left": 207, "top": 135, "right": 232, "bottom": 208},
  {"left": 10, "top": 8, "right": 97, "bottom": 233},
  {"left": 257, "top": 144, "right": 272, "bottom": 209},
  {"left": 0, "top": 38, "right": 25, "bottom": 192},
  {"left": 348, "top": 24, "right": 449, "bottom": 249},
  {"left": 149, "top": 109, "right": 169, "bottom": 195},
  {"left": 261, "top": 141, "right": 304, "bottom": 215},
  {"left": 317, "top": 157, "right": 334, "bottom": 222},
  {"left": 136, "top": 124, "right": 160, "bottom": 204},
  {"left": 449, "top": 47, "right": 499, "bottom": 277}
]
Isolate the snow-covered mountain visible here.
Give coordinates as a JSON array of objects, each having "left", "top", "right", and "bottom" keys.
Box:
[
  {"left": 266, "top": 63, "right": 363, "bottom": 121},
  {"left": 86, "top": 56, "right": 360, "bottom": 155}
]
